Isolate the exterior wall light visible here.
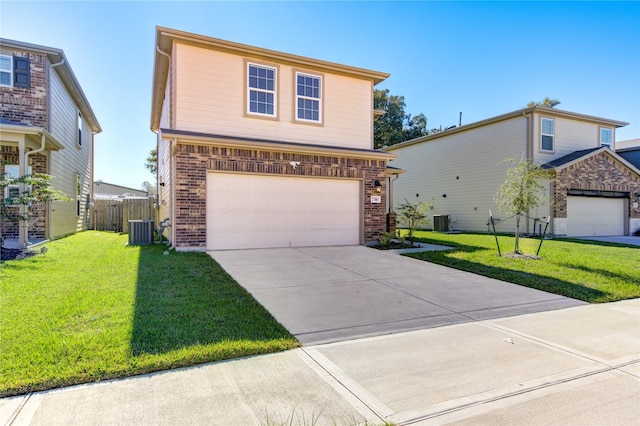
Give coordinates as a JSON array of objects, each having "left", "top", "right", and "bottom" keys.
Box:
[{"left": 374, "top": 180, "right": 382, "bottom": 193}]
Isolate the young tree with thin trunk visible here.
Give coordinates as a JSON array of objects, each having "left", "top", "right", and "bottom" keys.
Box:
[
  {"left": 0, "top": 171, "right": 69, "bottom": 246},
  {"left": 494, "top": 157, "right": 550, "bottom": 254}
]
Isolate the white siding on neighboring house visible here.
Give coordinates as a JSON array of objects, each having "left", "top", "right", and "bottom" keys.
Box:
[
  {"left": 389, "top": 116, "right": 544, "bottom": 234},
  {"left": 48, "top": 65, "right": 93, "bottom": 237},
  {"left": 172, "top": 43, "right": 373, "bottom": 150}
]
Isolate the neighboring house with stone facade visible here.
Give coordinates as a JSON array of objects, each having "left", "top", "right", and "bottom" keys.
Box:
[
  {"left": 0, "top": 38, "right": 101, "bottom": 247},
  {"left": 150, "top": 27, "right": 396, "bottom": 250},
  {"left": 387, "top": 107, "right": 640, "bottom": 237}
]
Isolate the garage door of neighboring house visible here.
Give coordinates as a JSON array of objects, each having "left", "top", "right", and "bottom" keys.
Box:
[
  {"left": 206, "top": 173, "right": 361, "bottom": 250},
  {"left": 566, "top": 196, "right": 625, "bottom": 237}
]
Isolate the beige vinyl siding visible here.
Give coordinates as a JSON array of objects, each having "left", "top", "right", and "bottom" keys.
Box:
[
  {"left": 173, "top": 43, "right": 372, "bottom": 150},
  {"left": 533, "top": 114, "right": 602, "bottom": 163},
  {"left": 389, "top": 116, "right": 531, "bottom": 234},
  {"left": 48, "top": 65, "right": 93, "bottom": 237}
]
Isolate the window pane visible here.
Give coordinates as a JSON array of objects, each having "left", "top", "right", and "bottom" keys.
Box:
[
  {"left": 542, "top": 135, "right": 553, "bottom": 151},
  {"left": 542, "top": 119, "right": 553, "bottom": 135},
  {"left": 0, "top": 56, "right": 10, "bottom": 71},
  {"left": 600, "top": 128, "right": 611, "bottom": 145},
  {"left": 0, "top": 72, "right": 9, "bottom": 86}
]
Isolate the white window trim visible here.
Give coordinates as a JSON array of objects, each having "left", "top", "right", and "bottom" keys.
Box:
[
  {"left": 599, "top": 127, "right": 613, "bottom": 148},
  {"left": 246, "top": 62, "right": 278, "bottom": 118},
  {"left": 540, "top": 117, "right": 555, "bottom": 152},
  {"left": 295, "top": 71, "right": 323, "bottom": 124},
  {"left": 0, "top": 54, "right": 12, "bottom": 88}
]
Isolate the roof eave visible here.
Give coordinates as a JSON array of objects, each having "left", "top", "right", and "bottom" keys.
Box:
[{"left": 159, "top": 128, "right": 396, "bottom": 160}]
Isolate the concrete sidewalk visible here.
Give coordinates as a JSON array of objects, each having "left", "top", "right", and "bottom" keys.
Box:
[{"left": 2, "top": 299, "right": 638, "bottom": 425}]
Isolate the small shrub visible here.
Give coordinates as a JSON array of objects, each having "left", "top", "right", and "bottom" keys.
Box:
[{"left": 378, "top": 231, "right": 395, "bottom": 249}]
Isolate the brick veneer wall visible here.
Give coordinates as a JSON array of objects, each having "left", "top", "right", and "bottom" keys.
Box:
[
  {"left": 173, "top": 143, "right": 388, "bottom": 248},
  {"left": 0, "top": 51, "right": 47, "bottom": 127},
  {"left": 553, "top": 151, "right": 640, "bottom": 220},
  {"left": 0, "top": 146, "right": 48, "bottom": 240}
]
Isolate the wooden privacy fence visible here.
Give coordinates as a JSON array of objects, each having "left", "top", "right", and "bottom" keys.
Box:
[{"left": 90, "top": 197, "right": 155, "bottom": 233}]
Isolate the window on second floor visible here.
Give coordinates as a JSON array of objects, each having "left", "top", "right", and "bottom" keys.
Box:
[
  {"left": 541, "top": 118, "right": 554, "bottom": 152},
  {"left": 0, "top": 55, "right": 12, "bottom": 87},
  {"left": 295, "top": 72, "right": 322, "bottom": 123},
  {"left": 0, "top": 55, "right": 30, "bottom": 88},
  {"left": 77, "top": 112, "right": 83, "bottom": 147},
  {"left": 247, "top": 63, "right": 277, "bottom": 118},
  {"left": 600, "top": 127, "right": 612, "bottom": 148}
]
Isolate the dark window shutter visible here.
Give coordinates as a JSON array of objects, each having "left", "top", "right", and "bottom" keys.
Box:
[{"left": 13, "top": 56, "right": 30, "bottom": 88}]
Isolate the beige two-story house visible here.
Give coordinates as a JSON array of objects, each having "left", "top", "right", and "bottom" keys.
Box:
[
  {"left": 387, "top": 107, "right": 640, "bottom": 237},
  {"left": 0, "top": 38, "right": 101, "bottom": 247},
  {"left": 150, "top": 27, "right": 395, "bottom": 250}
]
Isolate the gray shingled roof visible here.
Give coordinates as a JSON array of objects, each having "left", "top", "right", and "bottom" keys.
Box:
[
  {"left": 542, "top": 147, "right": 603, "bottom": 169},
  {"left": 617, "top": 148, "right": 640, "bottom": 170}
]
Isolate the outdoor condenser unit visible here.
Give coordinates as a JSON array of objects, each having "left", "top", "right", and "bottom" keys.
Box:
[
  {"left": 433, "top": 215, "right": 449, "bottom": 233},
  {"left": 128, "top": 220, "right": 154, "bottom": 245}
]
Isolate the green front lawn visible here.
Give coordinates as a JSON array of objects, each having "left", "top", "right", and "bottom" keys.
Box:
[
  {"left": 404, "top": 231, "right": 640, "bottom": 303},
  {"left": 0, "top": 232, "right": 299, "bottom": 397}
]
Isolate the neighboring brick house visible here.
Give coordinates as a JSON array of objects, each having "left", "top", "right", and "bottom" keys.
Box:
[
  {"left": 0, "top": 38, "right": 101, "bottom": 247},
  {"left": 150, "top": 27, "right": 395, "bottom": 250},
  {"left": 387, "top": 107, "right": 639, "bottom": 237}
]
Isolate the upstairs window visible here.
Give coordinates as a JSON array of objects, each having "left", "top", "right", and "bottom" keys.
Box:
[
  {"left": 77, "top": 112, "right": 83, "bottom": 147},
  {"left": 600, "top": 127, "right": 612, "bottom": 148},
  {"left": 0, "top": 55, "right": 12, "bottom": 87},
  {"left": 541, "top": 118, "right": 554, "bottom": 152},
  {"left": 296, "top": 72, "right": 322, "bottom": 123},
  {"left": 247, "top": 63, "right": 277, "bottom": 117},
  {"left": 0, "top": 55, "right": 30, "bottom": 88}
]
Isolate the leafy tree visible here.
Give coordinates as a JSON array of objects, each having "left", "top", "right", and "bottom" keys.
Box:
[
  {"left": 494, "top": 157, "right": 550, "bottom": 254},
  {"left": 145, "top": 148, "right": 157, "bottom": 176},
  {"left": 374, "top": 89, "right": 429, "bottom": 148},
  {"left": 141, "top": 181, "right": 157, "bottom": 196},
  {"left": 527, "top": 98, "right": 561, "bottom": 108},
  {"left": 397, "top": 198, "right": 433, "bottom": 246},
  {"left": 0, "top": 171, "right": 70, "bottom": 245}
]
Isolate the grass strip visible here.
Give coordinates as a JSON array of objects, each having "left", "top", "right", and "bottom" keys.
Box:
[{"left": 0, "top": 231, "right": 299, "bottom": 397}]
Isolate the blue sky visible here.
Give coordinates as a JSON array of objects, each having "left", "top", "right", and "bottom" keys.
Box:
[{"left": 1, "top": 1, "right": 639, "bottom": 189}]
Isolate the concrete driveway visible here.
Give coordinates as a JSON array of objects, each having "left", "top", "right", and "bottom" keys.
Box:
[{"left": 209, "top": 246, "right": 585, "bottom": 344}]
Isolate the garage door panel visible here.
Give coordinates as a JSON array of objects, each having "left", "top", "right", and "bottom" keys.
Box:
[
  {"left": 207, "top": 174, "right": 361, "bottom": 250},
  {"left": 567, "top": 196, "right": 624, "bottom": 237}
]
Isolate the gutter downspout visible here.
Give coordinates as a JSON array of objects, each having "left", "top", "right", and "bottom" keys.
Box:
[{"left": 18, "top": 133, "right": 47, "bottom": 248}]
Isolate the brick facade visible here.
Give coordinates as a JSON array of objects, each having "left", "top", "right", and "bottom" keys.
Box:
[
  {"left": 0, "top": 51, "right": 47, "bottom": 127},
  {"left": 552, "top": 151, "right": 640, "bottom": 220},
  {"left": 173, "top": 143, "right": 388, "bottom": 248},
  {"left": 0, "top": 146, "right": 48, "bottom": 240}
]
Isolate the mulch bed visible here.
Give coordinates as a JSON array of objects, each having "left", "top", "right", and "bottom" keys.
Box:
[{"left": 0, "top": 247, "right": 38, "bottom": 261}]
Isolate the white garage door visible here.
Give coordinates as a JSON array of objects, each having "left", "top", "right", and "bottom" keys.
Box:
[
  {"left": 206, "top": 173, "right": 361, "bottom": 250},
  {"left": 566, "top": 196, "right": 625, "bottom": 237}
]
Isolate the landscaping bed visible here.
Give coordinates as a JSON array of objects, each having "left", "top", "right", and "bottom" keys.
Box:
[{"left": 0, "top": 231, "right": 299, "bottom": 397}]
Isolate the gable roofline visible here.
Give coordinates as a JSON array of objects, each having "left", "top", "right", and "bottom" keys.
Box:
[
  {"left": 151, "top": 26, "right": 389, "bottom": 131},
  {"left": 0, "top": 38, "right": 101, "bottom": 133},
  {"left": 542, "top": 146, "right": 640, "bottom": 176},
  {"left": 386, "top": 106, "right": 629, "bottom": 151}
]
